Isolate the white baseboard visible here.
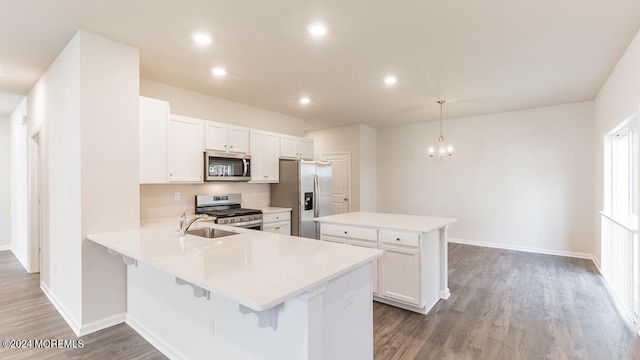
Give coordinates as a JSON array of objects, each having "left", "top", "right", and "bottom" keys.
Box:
[
  {"left": 40, "top": 282, "right": 126, "bottom": 337},
  {"left": 449, "top": 237, "right": 593, "bottom": 260},
  {"left": 0, "top": 245, "right": 10, "bottom": 251},
  {"left": 126, "top": 314, "right": 187, "bottom": 360},
  {"left": 11, "top": 248, "right": 32, "bottom": 273},
  {"left": 80, "top": 313, "right": 126, "bottom": 336},
  {"left": 40, "top": 282, "right": 82, "bottom": 337}
]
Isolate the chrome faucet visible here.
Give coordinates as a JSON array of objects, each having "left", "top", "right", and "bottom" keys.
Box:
[{"left": 179, "top": 209, "right": 210, "bottom": 236}]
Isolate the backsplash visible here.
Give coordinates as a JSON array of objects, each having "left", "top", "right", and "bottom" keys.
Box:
[{"left": 140, "top": 183, "right": 271, "bottom": 219}]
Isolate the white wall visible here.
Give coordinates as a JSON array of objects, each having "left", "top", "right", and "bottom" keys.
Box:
[
  {"left": 305, "top": 124, "right": 377, "bottom": 212},
  {"left": 25, "top": 31, "right": 140, "bottom": 335},
  {"left": 594, "top": 29, "right": 640, "bottom": 266},
  {"left": 10, "top": 98, "right": 30, "bottom": 268},
  {"left": 0, "top": 115, "right": 11, "bottom": 249},
  {"left": 78, "top": 32, "right": 140, "bottom": 327},
  {"left": 140, "top": 79, "right": 305, "bottom": 136},
  {"left": 377, "top": 102, "right": 595, "bottom": 257}
]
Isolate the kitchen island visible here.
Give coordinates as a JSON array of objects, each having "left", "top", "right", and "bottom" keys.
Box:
[
  {"left": 314, "top": 212, "right": 456, "bottom": 314},
  {"left": 87, "top": 220, "right": 382, "bottom": 360}
]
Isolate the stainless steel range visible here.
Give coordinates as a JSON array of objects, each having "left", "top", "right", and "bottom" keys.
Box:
[{"left": 194, "top": 194, "right": 263, "bottom": 230}]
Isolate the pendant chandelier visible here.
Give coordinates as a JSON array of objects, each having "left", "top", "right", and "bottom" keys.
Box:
[{"left": 428, "top": 100, "right": 453, "bottom": 161}]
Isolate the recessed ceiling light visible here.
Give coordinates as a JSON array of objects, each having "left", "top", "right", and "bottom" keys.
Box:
[
  {"left": 384, "top": 76, "right": 397, "bottom": 86},
  {"left": 193, "top": 32, "right": 212, "bottom": 45},
  {"left": 300, "top": 97, "right": 310, "bottom": 104},
  {"left": 212, "top": 67, "right": 227, "bottom": 77},
  {"left": 307, "top": 23, "right": 328, "bottom": 37}
]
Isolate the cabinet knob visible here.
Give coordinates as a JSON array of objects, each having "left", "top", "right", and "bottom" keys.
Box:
[
  {"left": 230, "top": 145, "right": 234, "bottom": 148},
  {"left": 344, "top": 231, "right": 348, "bottom": 235},
  {"left": 276, "top": 216, "right": 280, "bottom": 219},
  {"left": 396, "top": 237, "right": 401, "bottom": 241}
]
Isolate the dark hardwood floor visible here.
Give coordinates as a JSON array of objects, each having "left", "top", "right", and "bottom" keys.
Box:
[{"left": 1, "top": 244, "right": 639, "bottom": 359}]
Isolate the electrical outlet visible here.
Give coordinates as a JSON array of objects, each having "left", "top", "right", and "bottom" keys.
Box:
[
  {"left": 342, "top": 291, "right": 354, "bottom": 309},
  {"left": 174, "top": 192, "right": 181, "bottom": 201}
]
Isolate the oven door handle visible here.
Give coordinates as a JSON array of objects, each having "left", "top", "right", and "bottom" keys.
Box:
[{"left": 224, "top": 219, "right": 262, "bottom": 228}]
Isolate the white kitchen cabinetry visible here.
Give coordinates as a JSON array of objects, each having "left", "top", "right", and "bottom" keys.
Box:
[
  {"left": 205, "top": 121, "right": 249, "bottom": 154},
  {"left": 315, "top": 212, "right": 456, "bottom": 314},
  {"left": 139, "top": 96, "right": 169, "bottom": 184},
  {"left": 320, "top": 224, "right": 378, "bottom": 294},
  {"left": 262, "top": 209, "right": 291, "bottom": 235},
  {"left": 168, "top": 115, "right": 204, "bottom": 183},
  {"left": 280, "top": 135, "right": 314, "bottom": 160},
  {"left": 249, "top": 130, "right": 279, "bottom": 183},
  {"left": 379, "top": 230, "right": 422, "bottom": 307}
]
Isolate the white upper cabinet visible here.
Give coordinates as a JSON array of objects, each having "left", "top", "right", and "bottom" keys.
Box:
[
  {"left": 249, "top": 130, "right": 279, "bottom": 183},
  {"left": 168, "top": 115, "right": 204, "bottom": 183},
  {"left": 205, "top": 121, "right": 249, "bottom": 154},
  {"left": 139, "top": 96, "right": 169, "bottom": 184},
  {"left": 280, "top": 135, "right": 314, "bottom": 160}
]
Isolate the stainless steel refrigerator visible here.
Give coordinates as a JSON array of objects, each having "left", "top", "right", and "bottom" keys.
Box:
[{"left": 270, "top": 159, "right": 332, "bottom": 239}]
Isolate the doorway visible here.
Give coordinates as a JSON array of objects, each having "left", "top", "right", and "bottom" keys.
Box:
[
  {"left": 320, "top": 152, "right": 351, "bottom": 214},
  {"left": 29, "top": 127, "right": 42, "bottom": 274}
]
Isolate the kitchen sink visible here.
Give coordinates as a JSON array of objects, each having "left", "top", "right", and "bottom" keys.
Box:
[{"left": 186, "top": 228, "right": 238, "bottom": 239}]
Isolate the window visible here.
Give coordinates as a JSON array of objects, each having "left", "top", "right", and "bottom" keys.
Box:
[{"left": 606, "top": 113, "right": 639, "bottom": 228}]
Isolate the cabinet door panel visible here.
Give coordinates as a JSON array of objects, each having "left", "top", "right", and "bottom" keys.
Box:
[
  {"left": 139, "top": 97, "right": 169, "bottom": 184},
  {"left": 228, "top": 126, "right": 249, "bottom": 153},
  {"left": 349, "top": 239, "right": 379, "bottom": 295},
  {"left": 298, "top": 138, "right": 314, "bottom": 160},
  {"left": 379, "top": 243, "right": 420, "bottom": 306},
  {"left": 168, "top": 117, "right": 203, "bottom": 182},
  {"left": 205, "top": 122, "right": 227, "bottom": 151},
  {"left": 279, "top": 135, "right": 298, "bottom": 158}
]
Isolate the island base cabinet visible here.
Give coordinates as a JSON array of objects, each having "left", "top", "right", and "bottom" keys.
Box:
[
  {"left": 378, "top": 242, "right": 421, "bottom": 306},
  {"left": 126, "top": 261, "right": 374, "bottom": 360}
]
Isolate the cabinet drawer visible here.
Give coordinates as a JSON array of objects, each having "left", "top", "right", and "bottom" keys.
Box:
[
  {"left": 321, "top": 224, "right": 377, "bottom": 242},
  {"left": 263, "top": 211, "right": 291, "bottom": 223},
  {"left": 379, "top": 230, "right": 420, "bottom": 247}
]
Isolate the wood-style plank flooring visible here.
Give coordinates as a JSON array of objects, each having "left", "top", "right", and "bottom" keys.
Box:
[
  {"left": 374, "top": 243, "right": 640, "bottom": 360},
  {"left": 2, "top": 244, "right": 640, "bottom": 359},
  {"left": 0, "top": 251, "right": 166, "bottom": 360}
]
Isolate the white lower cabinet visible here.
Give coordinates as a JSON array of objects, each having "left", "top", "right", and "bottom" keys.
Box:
[
  {"left": 378, "top": 242, "right": 420, "bottom": 306},
  {"left": 262, "top": 210, "right": 291, "bottom": 235},
  {"left": 320, "top": 224, "right": 379, "bottom": 294},
  {"left": 349, "top": 239, "right": 379, "bottom": 295},
  {"left": 320, "top": 224, "right": 426, "bottom": 307}
]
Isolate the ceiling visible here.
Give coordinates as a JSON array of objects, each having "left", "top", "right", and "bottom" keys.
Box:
[{"left": 1, "top": 0, "right": 639, "bottom": 131}]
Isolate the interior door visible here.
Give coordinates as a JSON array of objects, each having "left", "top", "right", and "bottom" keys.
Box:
[{"left": 320, "top": 152, "right": 351, "bottom": 214}]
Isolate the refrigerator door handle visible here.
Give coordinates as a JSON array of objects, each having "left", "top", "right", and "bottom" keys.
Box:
[{"left": 313, "top": 174, "right": 319, "bottom": 218}]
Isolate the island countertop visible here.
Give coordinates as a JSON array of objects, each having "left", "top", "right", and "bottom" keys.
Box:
[
  {"left": 314, "top": 211, "right": 457, "bottom": 233},
  {"left": 87, "top": 221, "right": 382, "bottom": 312}
]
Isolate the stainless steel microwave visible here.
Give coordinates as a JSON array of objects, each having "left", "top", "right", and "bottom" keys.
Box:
[{"left": 204, "top": 151, "right": 251, "bottom": 181}]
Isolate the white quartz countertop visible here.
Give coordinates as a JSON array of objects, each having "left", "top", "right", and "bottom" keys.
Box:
[
  {"left": 261, "top": 207, "right": 292, "bottom": 213},
  {"left": 87, "top": 220, "right": 381, "bottom": 311},
  {"left": 314, "top": 212, "right": 457, "bottom": 233}
]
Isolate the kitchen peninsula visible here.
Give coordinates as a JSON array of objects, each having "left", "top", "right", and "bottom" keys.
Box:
[
  {"left": 87, "top": 221, "right": 382, "bottom": 360},
  {"left": 314, "top": 212, "right": 456, "bottom": 314}
]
